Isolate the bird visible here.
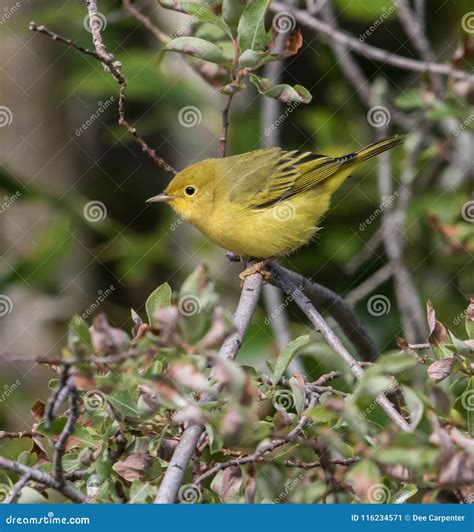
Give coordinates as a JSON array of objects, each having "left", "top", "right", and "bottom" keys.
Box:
[{"left": 147, "top": 135, "right": 404, "bottom": 278}]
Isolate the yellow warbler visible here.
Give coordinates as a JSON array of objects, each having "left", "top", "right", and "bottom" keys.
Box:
[{"left": 147, "top": 135, "right": 404, "bottom": 260}]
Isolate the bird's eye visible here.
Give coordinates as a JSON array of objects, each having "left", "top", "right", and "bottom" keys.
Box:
[{"left": 185, "top": 186, "right": 196, "bottom": 196}]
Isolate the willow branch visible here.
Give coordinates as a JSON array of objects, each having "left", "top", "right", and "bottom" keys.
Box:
[
  {"left": 154, "top": 271, "right": 264, "bottom": 503},
  {"left": 268, "top": 263, "right": 412, "bottom": 432},
  {"left": 270, "top": 263, "right": 378, "bottom": 361},
  {"left": 270, "top": 2, "right": 474, "bottom": 83}
]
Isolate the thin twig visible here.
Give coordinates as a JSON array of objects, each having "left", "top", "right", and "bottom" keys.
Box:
[
  {"left": 318, "top": 2, "right": 414, "bottom": 129},
  {"left": 154, "top": 271, "right": 264, "bottom": 503},
  {"left": 395, "top": 0, "right": 444, "bottom": 95},
  {"left": 270, "top": 263, "right": 378, "bottom": 361},
  {"left": 0, "top": 457, "right": 86, "bottom": 503},
  {"left": 53, "top": 378, "right": 79, "bottom": 485},
  {"left": 122, "top": 0, "right": 170, "bottom": 43},
  {"left": 268, "top": 263, "right": 412, "bottom": 432},
  {"left": 345, "top": 264, "right": 393, "bottom": 305},
  {"left": 29, "top": 16, "right": 176, "bottom": 175},
  {"left": 2, "top": 474, "right": 31, "bottom": 504},
  {"left": 195, "top": 393, "right": 319, "bottom": 484},
  {"left": 269, "top": 2, "right": 474, "bottom": 83}
]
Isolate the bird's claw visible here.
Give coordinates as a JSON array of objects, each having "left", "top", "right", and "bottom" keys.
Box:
[{"left": 239, "top": 261, "right": 272, "bottom": 285}]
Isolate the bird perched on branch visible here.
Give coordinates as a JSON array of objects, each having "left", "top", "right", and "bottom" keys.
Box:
[{"left": 147, "top": 135, "right": 404, "bottom": 278}]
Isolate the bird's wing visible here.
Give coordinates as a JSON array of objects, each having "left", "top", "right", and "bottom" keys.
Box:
[{"left": 228, "top": 148, "right": 352, "bottom": 208}]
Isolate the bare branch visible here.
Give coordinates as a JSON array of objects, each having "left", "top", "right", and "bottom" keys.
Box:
[
  {"left": 270, "top": 263, "right": 379, "bottom": 361},
  {"left": 270, "top": 2, "right": 474, "bottom": 83},
  {"left": 155, "top": 271, "right": 264, "bottom": 503},
  {"left": 268, "top": 263, "right": 412, "bottom": 432},
  {"left": 0, "top": 457, "right": 87, "bottom": 503},
  {"left": 122, "top": 0, "right": 171, "bottom": 43},
  {"left": 53, "top": 378, "right": 79, "bottom": 485},
  {"left": 30, "top": 12, "right": 176, "bottom": 175},
  {"left": 2, "top": 474, "right": 31, "bottom": 504},
  {"left": 395, "top": 0, "right": 444, "bottom": 95},
  {"left": 345, "top": 264, "right": 393, "bottom": 305}
]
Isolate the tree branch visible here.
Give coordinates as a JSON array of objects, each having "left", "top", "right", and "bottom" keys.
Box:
[
  {"left": 270, "top": 263, "right": 379, "bottom": 361},
  {"left": 30, "top": 9, "right": 176, "bottom": 175},
  {"left": 0, "top": 457, "right": 87, "bottom": 503},
  {"left": 268, "top": 263, "right": 412, "bottom": 432},
  {"left": 270, "top": 2, "right": 474, "bottom": 83},
  {"left": 154, "top": 271, "right": 264, "bottom": 503}
]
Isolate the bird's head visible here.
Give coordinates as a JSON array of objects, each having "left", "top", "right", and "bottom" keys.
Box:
[{"left": 146, "top": 160, "right": 216, "bottom": 226}]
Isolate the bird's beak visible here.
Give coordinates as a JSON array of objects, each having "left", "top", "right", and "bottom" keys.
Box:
[{"left": 146, "top": 193, "right": 175, "bottom": 204}]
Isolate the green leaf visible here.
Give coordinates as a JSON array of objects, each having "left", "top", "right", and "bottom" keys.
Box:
[
  {"left": 238, "top": 49, "right": 275, "bottom": 69},
  {"left": 162, "top": 37, "right": 232, "bottom": 65},
  {"left": 222, "top": 0, "right": 245, "bottom": 28},
  {"left": 390, "top": 483, "right": 418, "bottom": 504},
  {"left": 466, "top": 300, "right": 474, "bottom": 340},
  {"left": 402, "top": 386, "right": 424, "bottom": 429},
  {"left": 372, "top": 447, "right": 437, "bottom": 468},
  {"left": 107, "top": 390, "right": 140, "bottom": 418},
  {"left": 249, "top": 75, "right": 312, "bottom": 103},
  {"left": 238, "top": 0, "right": 271, "bottom": 52},
  {"left": 68, "top": 315, "right": 93, "bottom": 357},
  {"left": 145, "top": 283, "right": 172, "bottom": 324},
  {"left": 272, "top": 335, "right": 309, "bottom": 384},
  {"left": 289, "top": 376, "right": 305, "bottom": 416},
  {"left": 377, "top": 351, "right": 417, "bottom": 373},
  {"left": 394, "top": 89, "right": 425, "bottom": 110}
]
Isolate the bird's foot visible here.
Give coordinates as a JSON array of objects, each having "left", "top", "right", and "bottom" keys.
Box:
[{"left": 239, "top": 260, "right": 273, "bottom": 284}]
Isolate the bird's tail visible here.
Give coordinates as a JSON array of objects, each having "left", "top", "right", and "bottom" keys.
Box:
[{"left": 352, "top": 134, "right": 406, "bottom": 163}]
